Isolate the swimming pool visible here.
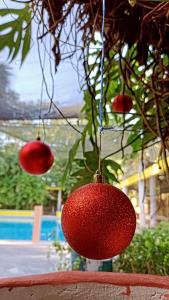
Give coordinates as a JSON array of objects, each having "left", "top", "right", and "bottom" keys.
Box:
[{"left": 0, "top": 216, "right": 65, "bottom": 241}]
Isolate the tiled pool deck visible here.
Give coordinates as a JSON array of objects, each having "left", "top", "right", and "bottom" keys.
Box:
[{"left": 0, "top": 242, "right": 58, "bottom": 278}]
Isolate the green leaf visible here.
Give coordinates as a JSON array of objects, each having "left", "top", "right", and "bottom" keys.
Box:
[
  {"left": 21, "top": 26, "right": 31, "bottom": 63},
  {"left": 127, "top": 132, "right": 142, "bottom": 151},
  {"left": 11, "top": 30, "right": 22, "bottom": 61},
  {"left": 104, "top": 159, "right": 123, "bottom": 173},
  {"left": 0, "top": 8, "right": 24, "bottom": 16},
  {"left": 71, "top": 168, "right": 87, "bottom": 178},
  {"left": 84, "top": 151, "right": 98, "bottom": 170},
  {"left": 72, "top": 173, "right": 93, "bottom": 190},
  {"left": 0, "top": 5, "right": 32, "bottom": 64},
  {"left": 61, "top": 138, "right": 81, "bottom": 189},
  {"left": 102, "top": 160, "right": 119, "bottom": 183},
  {"left": 21, "top": 16, "right": 31, "bottom": 63},
  {"left": 81, "top": 126, "right": 88, "bottom": 155}
]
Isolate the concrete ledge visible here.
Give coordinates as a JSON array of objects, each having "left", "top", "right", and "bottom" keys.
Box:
[
  {"left": 0, "top": 272, "right": 169, "bottom": 299},
  {"left": 0, "top": 271, "right": 169, "bottom": 289}
]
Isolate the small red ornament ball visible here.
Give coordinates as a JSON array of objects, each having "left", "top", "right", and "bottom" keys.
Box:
[
  {"left": 112, "top": 94, "right": 132, "bottom": 113},
  {"left": 18, "top": 140, "right": 54, "bottom": 175},
  {"left": 61, "top": 183, "right": 136, "bottom": 260}
]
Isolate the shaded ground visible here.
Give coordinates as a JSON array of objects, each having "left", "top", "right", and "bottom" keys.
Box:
[{"left": 0, "top": 242, "right": 58, "bottom": 278}]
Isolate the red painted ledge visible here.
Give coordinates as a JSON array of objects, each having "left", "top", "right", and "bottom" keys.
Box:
[{"left": 0, "top": 272, "right": 168, "bottom": 290}]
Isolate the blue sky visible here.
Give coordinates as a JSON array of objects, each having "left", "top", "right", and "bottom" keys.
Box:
[{"left": 0, "top": 1, "right": 83, "bottom": 106}]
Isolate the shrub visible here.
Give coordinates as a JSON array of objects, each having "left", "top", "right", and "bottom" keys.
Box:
[{"left": 113, "top": 222, "right": 169, "bottom": 275}]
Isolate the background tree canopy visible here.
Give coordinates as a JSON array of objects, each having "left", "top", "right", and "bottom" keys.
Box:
[{"left": 0, "top": 148, "right": 47, "bottom": 209}]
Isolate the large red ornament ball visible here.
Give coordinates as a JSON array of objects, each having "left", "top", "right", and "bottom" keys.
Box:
[
  {"left": 18, "top": 140, "right": 54, "bottom": 175},
  {"left": 112, "top": 94, "right": 133, "bottom": 113},
  {"left": 61, "top": 183, "right": 136, "bottom": 260}
]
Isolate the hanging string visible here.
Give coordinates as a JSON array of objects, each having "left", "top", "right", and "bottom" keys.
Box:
[
  {"left": 37, "top": 36, "right": 47, "bottom": 141},
  {"left": 98, "top": 0, "right": 106, "bottom": 174},
  {"left": 37, "top": 23, "right": 82, "bottom": 135}
]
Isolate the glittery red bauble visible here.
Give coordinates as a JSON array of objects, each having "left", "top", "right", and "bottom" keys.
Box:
[
  {"left": 112, "top": 94, "right": 132, "bottom": 113},
  {"left": 18, "top": 140, "right": 54, "bottom": 175},
  {"left": 61, "top": 183, "right": 136, "bottom": 260}
]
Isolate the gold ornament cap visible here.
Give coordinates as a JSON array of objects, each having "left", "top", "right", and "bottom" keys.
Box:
[{"left": 93, "top": 170, "right": 104, "bottom": 183}]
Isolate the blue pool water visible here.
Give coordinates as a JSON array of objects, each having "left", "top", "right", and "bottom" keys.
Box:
[{"left": 0, "top": 216, "right": 65, "bottom": 241}]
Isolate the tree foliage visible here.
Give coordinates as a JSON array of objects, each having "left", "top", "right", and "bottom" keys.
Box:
[{"left": 0, "top": 149, "right": 47, "bottom": 210}]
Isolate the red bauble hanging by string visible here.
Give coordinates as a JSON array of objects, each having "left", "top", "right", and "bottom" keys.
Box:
[
  {"left": 18, "top": 140, "right": 54, "bottom": 175},
  {"left": 61, "top": 183, "right": 136, "bottom": 260},
  {"left": 112, "top": 94, "right": 133, "bottom": 113}
]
